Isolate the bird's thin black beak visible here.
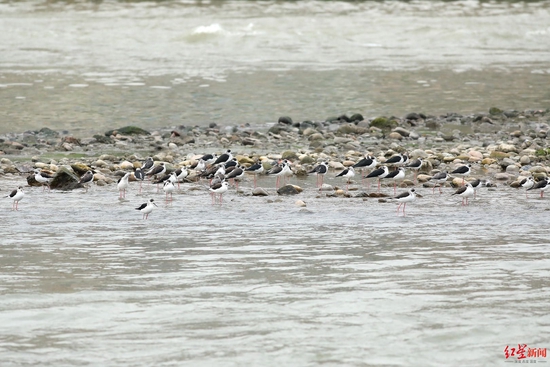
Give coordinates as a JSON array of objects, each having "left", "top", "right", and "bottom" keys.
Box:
[{"left": 153, "top": 203, "right": 158, "bottom": 207}]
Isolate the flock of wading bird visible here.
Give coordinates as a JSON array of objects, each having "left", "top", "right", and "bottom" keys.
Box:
[{"left": 5, "top": 149, "right": 548, "bottom": 218}]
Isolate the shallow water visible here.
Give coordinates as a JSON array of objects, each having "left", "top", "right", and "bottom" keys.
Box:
[
  {"left": 1, "top": 174, "right": 549, "bottom": 366},
  {"left": 1, "top": 0, "right": 550, "bottom": 134}
]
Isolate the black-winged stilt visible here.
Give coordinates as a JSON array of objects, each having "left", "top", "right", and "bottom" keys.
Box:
[
  {"left": 6, "top": 186, "right": 24, "bottom": 211},
  {"left": 136, "top": 198, "right": 157, "bottom": 219},
  {"left": 78, "top": 170, "right": 94, "bottom": 193},
  {"left": 452, "top": 182, "right": 474, "bottom": 205},
  {"left": 394, "top": 188, "right": 416, "bottom": 216}
]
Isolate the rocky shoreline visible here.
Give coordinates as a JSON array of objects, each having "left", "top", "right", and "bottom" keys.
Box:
[{"left": 1, "top": 107, "right": 549, "bottom": 195}]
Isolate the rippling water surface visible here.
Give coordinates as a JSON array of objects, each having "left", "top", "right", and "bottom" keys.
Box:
[
  {"left": 1, "top": 1, "right": 550, "bottom": 365},
  {"left": 1, "top": 174, "right": 549, "bottom": 366},
  {"left": 1, "top": 0, "right": 550, "bottom": 134}
]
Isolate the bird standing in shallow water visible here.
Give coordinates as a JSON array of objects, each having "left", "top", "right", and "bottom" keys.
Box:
[
  {"left": 452, "top": 183, "right": 474, "bottom": 206},
  {"left": 141, "top": 157, "right": 154, "bottom": 173},
  {"left": 175, "top": 166, "right": 188, "bottom": 189},
  {"left": 209, "top": 181, "right": 229, "bottom": 205},
  {"left": 385, "top": 153, "right": 409, "bottom": 168},
  {"left": 136, "top": 198, "right": 157, "bottom": 219},
  {"left": 163, "top": 180, "right": 176, "bottom": 202},
  {"left": 353, "top": 154, "right": 377, "bottom": 187},
  {"left": 364, "top": 165, "right": 389, "bottom": 193},
  {"left": 469, "top": 178, "right": 482, "bottom": 199},
  {"left": 78, "top": 170, "right": 94, "bottom": 193},
  {"left": 134, "top": 168, "right": 145, "bottom": 194},
  {"left": 225, "top": 165, "right": 245, "bottom": 191},
  {"left": 520, "top": 176, "right": 534, "bottom": 198},
  {"left": 213, "top": 150, "right": 233, "bottom": 165},
  {"left": 336, "top": 166, "right": 355, "bottom": 192},
  {"left": 117, "top": 172, "right": 131, "bottom": 199},
  {"left": 6, "top": 187, "right": 24, "bottom": 211},
  {"left": 245, "top": 161, "right": 264, "bottom": 188},
  {"left": 146, "top": 163, "right": 166, "bottom": 192},
  {"left": 200, "top": 153, "right": 217, "bottom": 166},
  {"left": 394, "top": 188, "right": 416, "bottom": 216},
  {"left": 267, "top": 161, "right": 285, "bottom": 189},
  {"left": 34, "top": 169, "right": 54, "bottom": 191},
  {"left": 429, "top": 171, "right": 449, "bottom": 194},
  {"left": 383, "top": 167, "right": 405, "bottom": 195},
  {"left": 527, "top": 177, "right": 550, "bottom": 198},
  {"left": 451, "top": 164, "right": 472, "bottom": 186},
  {"left": 405, "top": 158, "right": 422, "bottom": 185},
  {"left": 309, "top": 162, "right": 328, "bottom": 189}
]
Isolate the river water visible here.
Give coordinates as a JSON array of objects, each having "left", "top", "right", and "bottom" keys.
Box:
[
  {"left": 1, "top": 0, "right": 550, "bottom": 134},
  {"left": 1, "top": 1, "right": 550, "bottom": 366},
  {"left": 1, "top": 174, "right": 550, "bottom": 366}
]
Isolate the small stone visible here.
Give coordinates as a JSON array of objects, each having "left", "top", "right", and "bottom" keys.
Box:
[
  {"left": 405, "top": 112, "right": 421, "bottom": 120},
  {"left": 120, "top": 160, "right": 134, "bottom": 170},
  {"left": 236, "top": 156, "right": 255, "bottom": 165},
  {"left": 295, "top": 200, "right": 307, "bottom": 207},
  {"left": 494, "top": 173, "right": 512, "bottom": 181},
  {"left": 328, "top": 161, "right": 344, "bottom": 170},
  {"left": 451, "top": 177, "right": 464, "bottom": 187},
  {"left": 337, "top": 124, "right": 368, "bottom": 135},
  {"left": 417, "top": 174, "right": 432, "bottom": 183},
  {"left": 388, "top": 132, "right": 403, "bottom": 140},
  {"left": 302, "top": 127, "right": 317, "bottom": 136},
  {"left": 498, "top": 143, "right": 518, "bottom": 153},
  {"left": 334, "top": 137, "right": 353, "bottom": 144},
  {"left": 490, "top": 151, "right": 509, "bottom": 159},
  {"left": 277, "top": 184, "right": 303, "bottom": 195},
  {"left": 349, "top": 113, "right": 364, "bottom": 122},
  {"left": 410, "top": 149, "right": 428, "bottom": 159},
  {"left": 105, "top": 126, "right": 150, "bottom": 136},
  {"left": 392, "top": 127, "right": 410, "bottom": 137},
  {"left": 278, "top": 116, "right": 293, "bottom": 125},
  {"left": 468, "top": 150, "right": 483, "bottom": 159},
  {"left": 71, "top": 163, "right": 92, "bottom": 175},
  {"left": 370, "top": 116, "right": 397, "bottom": 130},
  {"left": 282, "top": 150, "right": 298, "bottom": 160},
  {"left": 308, "top": 133, "right": 324, "bottom": 141},
  {"left": 529, "top": 166, "right": 548, "bottom": 174},
  {"left": 93, "top": 159, "right": 109, "bottom": 168},
  {"left": 11, "top": 142, "right": 25, "bottom": 150},
  {"left": 482, "top": 158, "right": 496, "bottom": 165},
  {"left": 242, "top": 137, "right": 257, "bottom": 146},
  {"left": 506, "top": 165, "right": 519, "bottom": 174},
  {"left": 319, "top": 183, "right": 334, "bottom": 191},
  {"left": 519, "top": 155, "right": 531, "bottom": 165},
  {"left": 299, "top": 155, "right": 315, "bottom": 164},
  {"left": 489, "top": 107, "right": 503, "bottom": 115},
  {"left": 252, "top": 187, "right": 269, "bottom": 196}
]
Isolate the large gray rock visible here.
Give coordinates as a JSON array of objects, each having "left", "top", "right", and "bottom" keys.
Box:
[{"left": 50, "top": 166, "right": 80, "bottom": 190}]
